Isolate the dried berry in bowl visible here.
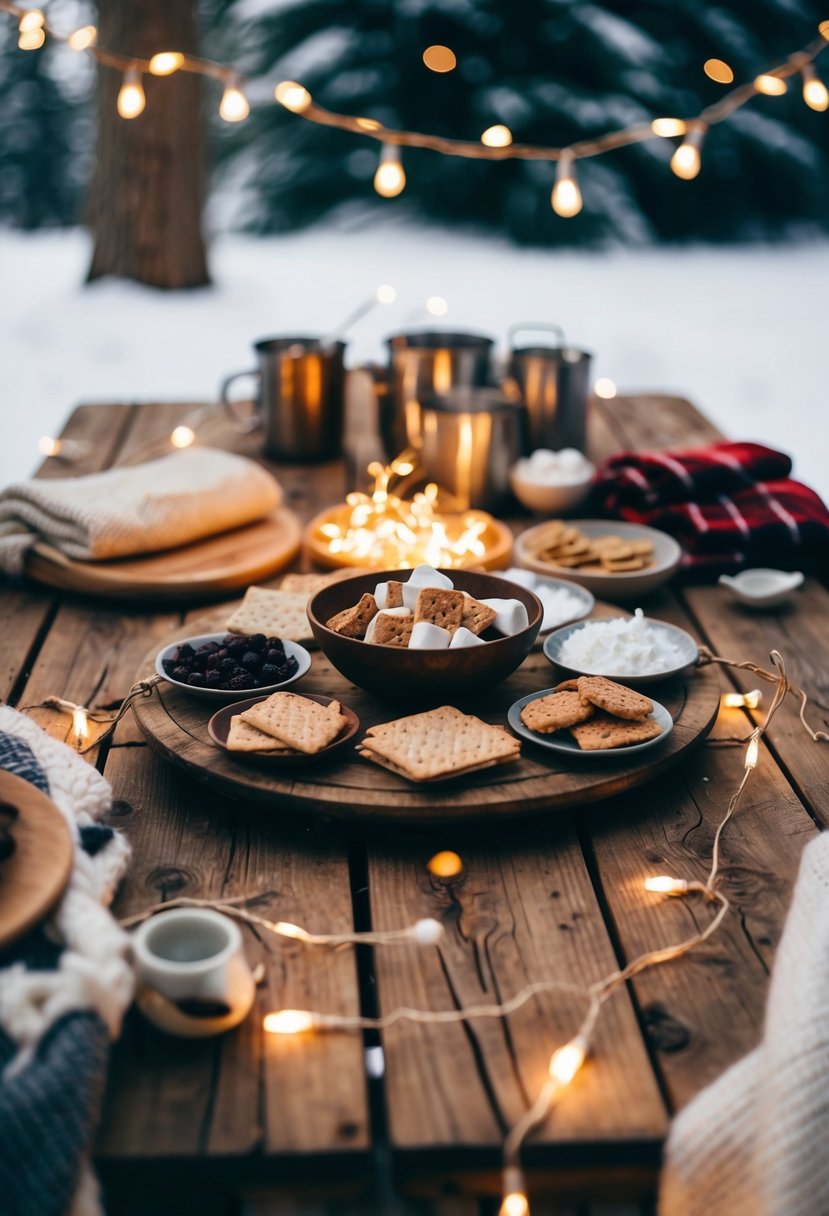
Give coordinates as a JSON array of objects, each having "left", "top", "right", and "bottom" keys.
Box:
[{"left": 162, "top": 634, "right": 298, "bottom": 692}]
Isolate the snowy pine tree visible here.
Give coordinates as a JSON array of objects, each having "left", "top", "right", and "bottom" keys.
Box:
[{"left": 210, "top": 0, "right": 829, "bottom": 245}]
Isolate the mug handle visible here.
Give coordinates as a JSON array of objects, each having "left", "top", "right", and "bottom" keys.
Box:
[
  {"left": 507, "top": 322, "right": 567, "bottom": 350},
  {"left": 220, "top": 368, "right": 262, "bottom": 433}
]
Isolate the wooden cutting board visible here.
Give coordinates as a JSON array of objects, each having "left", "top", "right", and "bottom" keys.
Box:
[
  {"left": 24, "top": 506, "right": 301, "bottom": 603},
  {"left": 0, "top": 770, "right": 74, "bottom": 951}
]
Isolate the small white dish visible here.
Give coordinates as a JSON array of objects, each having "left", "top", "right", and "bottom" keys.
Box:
[
  {"left": 543, "top": 617, "right": 699, "bottom": 685},
  {"left": 718, "top": 568, "right": 804, "bottom": 609},
  {"left": 500, "top": 568, "right": 595, "bottom": 633},
  {"left": 156, "top": 632, "right": 311, "bottom": 701},
  {"left": 508, "top": 689, "right": 673, "bottom": 759},
  {"left": 509, "top": 459, "right": 595, "bottom": 516}
]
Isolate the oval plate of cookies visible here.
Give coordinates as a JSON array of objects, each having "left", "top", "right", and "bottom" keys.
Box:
[
  {"left": 508, "top": 677, "right": 674, "bottom": 759},
  {"left": 208, "top": 692, "right": 360, "bottom": 766}
]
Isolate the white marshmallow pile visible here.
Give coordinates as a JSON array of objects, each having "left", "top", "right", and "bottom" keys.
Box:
[
  {"left": 512, "top": 448, "right": 594, "bottom": 486},
  {"left": 367, "top": 565, "right": 529, "bottom": 650}
]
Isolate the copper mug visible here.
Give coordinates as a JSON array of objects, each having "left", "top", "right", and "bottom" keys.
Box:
[
  {"left": 506, "top": 323, "right": 592, "bottom": 454},
  {"left": 221, "top": 336, "right": 346, "bottom": 461}
]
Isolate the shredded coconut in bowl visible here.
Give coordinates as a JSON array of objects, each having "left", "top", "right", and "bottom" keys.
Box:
[{"left": 557, "top": 609, "right": 686, "bottom": 676}]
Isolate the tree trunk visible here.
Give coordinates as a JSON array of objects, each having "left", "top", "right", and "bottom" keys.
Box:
[{"left": 86, "top": 0, "right": 210, "bottom": 288}]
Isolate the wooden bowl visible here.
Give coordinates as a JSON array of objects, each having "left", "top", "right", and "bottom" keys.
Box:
[{"left": 308, "top": 569, "right": 543, "bottom": 703}]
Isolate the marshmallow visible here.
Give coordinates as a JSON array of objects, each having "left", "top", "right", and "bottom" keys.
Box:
[
  {"left": 364, "top": 606, "right": 410, "bottom": 643},
  {"left": 408, "top": 621, "right": 452, "bottom": 650},
  {"left": 480, "top": 597, "right": 530, "bottom": 636},
  {"left": 408, "top": 564, "right": 454, "bottom": 589},
  {"left": 449, "top": 627, "right": 486, "bottom": 649},
  {"left": 374, "top": 581, "right": 393, "bottom": 609}
]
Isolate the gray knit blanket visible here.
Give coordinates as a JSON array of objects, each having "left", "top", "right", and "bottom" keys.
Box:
[{"left": 0, "top": 708, "right": 133, "bottom": 1216}]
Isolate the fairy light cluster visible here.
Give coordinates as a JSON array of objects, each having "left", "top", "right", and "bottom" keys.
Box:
[{"left": 2, "top": 1, "right": 827, "bottom": 213}]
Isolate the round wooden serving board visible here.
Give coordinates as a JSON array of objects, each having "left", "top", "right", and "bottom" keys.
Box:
[
  {"left": 0, "top": 771, "right": 74, "bottom": 951},
  {"left": 132, "top": 607, "right": 721, "bottom": 824},
  {"left": 25, "top": 507, "right": 301, "bottom": 603}
]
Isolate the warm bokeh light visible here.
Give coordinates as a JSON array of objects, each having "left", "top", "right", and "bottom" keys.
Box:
[
  {"left": 754, "top": 73, "right": 787, "bottom": 96},
  {"left": 72, "top": 706, "right": 90, "bottom": 746},
  {"left": 149, "top": 51, "right": 184, "bottom": 76},
  {"left": 499, "top": 1193, "right": 529, "bottom": 1216},
  {"left": 18, "top": 9, "right": 44, "bottom": 33},
  {"left": 263, "top": 1009, "right": 316, "bottom": 1035},
  {"left": 356, "top": 116, "right": 382, "bottom": 131},
  {"left": 821, "top": 19, "right": 829, "bottom": 40},
  {"left": 18, "top": 26, "right": 44, "bottom": 50},
  {"left": 644, "top": 875, "right": 689, "bottom": 894},
  {"left": 422, "top": 44, "right": 457, "bottom": 72},
  {"left": 427, "top": 851, "right": 463, "bottom": 878},
  {"left": 425, "top": 295, "right": 448, "bottom": 316},
  {"left": 651, "top": 117, "right": 687, "bottom": 137},
  {"left": 802, "top": 66, "right": 829, "bottom": 111},
  {"left": 594, "top": 378, "right": 617, "bottom": 399},
  {"left": 671, "top": 139, "right": 702, "bottom": 180},
  {"left": 117, "top": 70, "right": 146, "bottom": 119},
  {"left": 170, "top": 426, "right": 195, "bottom": 449},
  {"left": 376, "top": 284, "right": 397, "bottom": 303},
  {"left": 275, "top": 81, "right": 311, "bottom": 112},
  {"left": 38, "top": 436, "right": 61, "bottom": 457},
  {"left": 722, "top": 689, "right": 762, "bottom": 709},
  {"left": 745, "top": 733, "right": 760, "bottom": 769},
  {"left": 704, "top": 58, "right": 734, "bottom": 84},
  {"left": 549, "top": 1037, "right": 587, "bottom": 1085},
  {"left": 481, "top": 124, "right": 513, "bottom": 147},
  {"left": 68, "top": 24, "right": 96, "bottom": 50},
  {"left": 374, "top": 145, "right": 406, "bottom": 197},
  {"left": 219, "top": 84, "right": 250, "bottom": 122}
]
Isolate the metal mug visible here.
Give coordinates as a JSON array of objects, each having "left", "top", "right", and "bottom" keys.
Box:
[
  {"left": 506, "top": 323, "right": 592, "bottom": 454},
  {"left": 221, "top": 336, "right": 346, "bottom": 461},
  {"left": 417, "top": 388, "right": 524, "bottom": 511},
  {"left": 382, "top": 330, "right": 495, "bottom": 457}
]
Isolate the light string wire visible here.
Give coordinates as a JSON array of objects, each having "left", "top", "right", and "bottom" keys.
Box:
[{"left": 1, "top": 0, "right": 827, "bottom": 198}]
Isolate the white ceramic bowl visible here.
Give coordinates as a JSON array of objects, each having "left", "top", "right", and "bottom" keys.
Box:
[
  {"left": 718, "top": 568, "right": 804, "bottom": 608},
  {"left": 542, "top": 617, "right": 699, "bottom": 685},
  {"left": 514, "top": 520, "right": 682, "bottom": 603},
  {"left": 509, "top": 466, "right": 595, "bottom": 516},
  {"left": 508, "top": 688, "right": 674, "bottom": 759},
  {"left": 156, "top": 632, "right": 311, "bottom": 701},
  {"left": 498, "top": 567, "right": 595, "bottom": 633}
]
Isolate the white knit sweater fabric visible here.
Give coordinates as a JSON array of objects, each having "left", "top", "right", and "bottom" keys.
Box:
[
  {"left": 0, "top": 447, "right": 281, "bottom": 573},
  {"left": 660, "top": 830, "right": 829, "bottom": 1216}
]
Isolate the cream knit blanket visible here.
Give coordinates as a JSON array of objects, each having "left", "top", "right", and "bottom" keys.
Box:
[
  {"left": 660, "top": 830, "right": 829, "bottom": 1216},
  {"left": 0, "top": 448, "right": 281, "bottom": 574}
]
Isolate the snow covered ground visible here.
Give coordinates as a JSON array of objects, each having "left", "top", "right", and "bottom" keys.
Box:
[{"left": 1, "top": 225, "right": 826, "bottom": 498}]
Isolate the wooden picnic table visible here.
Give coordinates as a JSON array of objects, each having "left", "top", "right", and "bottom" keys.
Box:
[{"left": 4, "top": 394, "right": 828, "bottom": 1216}]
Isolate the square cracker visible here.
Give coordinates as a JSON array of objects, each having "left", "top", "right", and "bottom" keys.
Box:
[
  {"left": 413, "top": 588, "right": 465, "bottom": 633},
  {"left": 569, "top": 712, "right": 662, "bottom": 751},
  {"left": 280, "top": 569, "right": 371, "bottom": 596},
  {"left": 373, "top": 613, "right": 413, "bottom": 647},
  {"left": 461, "top": 595, "right": 497, "bottom": 636},
  {"left": 361, "top": 705, "right": 520, "bottom": 782},
  {"left": 385, "top": 580, "right": 405, "bottom": 608},
  {"left": 326, "top": 593, "right": 378, "bottom": 639},
  {"left": 226, "top": 716, "right": 295, "bottom": 754},
  {"left": 226, "top": 586, "right": 311, "bottom": 641},
  {"left": 240, "top": 692, "right": 346, "bottom": 754},
  {"left": 357, "top": 747, "right": 506, "bottom": 783}
]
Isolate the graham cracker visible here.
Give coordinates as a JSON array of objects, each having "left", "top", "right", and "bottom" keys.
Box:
[
  {"left": 577, "top": 677, "right": 653, "bottom": 721},
  {"left": 373, "top": 613, "right": 414, "bottom": 647},
  {"left": 240, "top": 692, "right": 346, "bottom": 754},
  {"left": 361, "top": 705, "right": 520, "bottom": 782},
  {"left": 280, "top": 568, "right": 371, "bottom": 596},
  {"left": 386, "top": 580, "right": 405, "bottom": 608},
  {"left": 326, "top": 593, "right": 378, "bottom": 639},
  {"left": 413, "top": 588, "right": 465, "bottom": 633},
  {"left": 226, "top": 586, "right": 311, "bottom": 641},
  {"left": 461, "top": 595, "right": 497, "bottom": 636},
  {"left": 570, "top": 712, "right": 663, "bottom": 751},
  {"left": 520, "top": 691, "right": 594, "bottom": 735},
  {"left": 226, "top": 716, "right": 295, "bottom": 754}
]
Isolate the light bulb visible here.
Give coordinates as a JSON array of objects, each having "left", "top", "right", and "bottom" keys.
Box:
[
  {"left": 481, "top": 124, "right": 513, "bottom": 147},
  {"left": 500, "top": 1168, "right": 529, "bottom": 1216},
  {"left": 72, "top": 706, "right": 89, "bottom": 746},
  {"left": 651, "top": 117, "right": 687, "bottom": 137},
  {"left": 273, "top": 920, "right": 309, "bottom": 940},
  {"left": 356, "top": 116, "right": 382, "bottom": 131},
  {"left": 755, "top": 73, "right": 787, "bottom": 96},
  {"left": 549, "top": 1035, "right": 587, "bottom": 1085},
  {"left": 38, "top": 436, "right": 61, "bottom": 457},
  {"left": 427, "top": 850, "right": 463, "bottom": 878},
  {"left": 802, "top": 65, "right": 829, "bottom": 111},
  {"left": 118, "top": 69, "right": 146, "bottom": 120},
  {"left": 68, "top": 24, "right": 96, "bottom": 50},
  {"left": 170, "top": 426, "right": 195, "bottom": 449},
  {"left": 374, "top": 145, "right": 406, "bottom": 197},
  {"left": 275, "top": 81, "right": 311, "bottom": 112},
  {"left": 149, "top": 51, "right": 184, "bottom": 76},
  {"left": 551, "top": 154, "right": 583, "bottom": 217},
  {"left": 821, "top": 20, "right": 829, "bottom": 40},
  {"left": 376, "top": 284, "right": 397, "bottom": 303},
  {"left": 722, "top": 689, "right": 762, "bottom": 709},
  {"left": 644, "top": 876, "right": 689, "bottom": 894},
  {"left": 425, "top": 295, "right": 448, "bottom": 316},
  {"left": 671, "top": 127, "right": 705, "bottom": 180},
  {"left": 220, "top": 83, "right": 250, "bottom": 122},
  {"left": 745, "top": 731, "right": 760, "bottom": 770},
  {"left": 422, "top": 44, "right": 457, "bottom": 73},
  {"left": 18, "top": 9, "right": 44, "bottom": 33},
  {"left": 704, "top": 58, "right": 734, "bottom": 84},
  {"left": 413, "top": 918, "right": 443, "bottom": 945},
  {"left": 594, "top": 377, "right": 617, "bottom": 399},
  {"left": 263, "top": 1009, "right": 317, "bottom": 1035}
]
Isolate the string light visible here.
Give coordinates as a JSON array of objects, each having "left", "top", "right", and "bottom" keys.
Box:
[
  {"left": 651, "top": 117, "right": 687, "bottom": 137},
  {"left": 755, "top": 73, "right": 787, "bottom": 96},
  {"left": 67, "top": 24, "right": 96, "bottom": 50},
  {"left": 148, "top": 51, "right": 184, "bottom": 76},
  {"left": 17, "top": 8, "right": 43, "bottom": 49},
  {"left": 722, "top": 689, "right": 762, "bottom": 709},
  {"left": 422, "top": 44, "right": 456, "bottom": 73},
  {"left": 374, "top": 144, "right": 406, "bottom": 197},
  {"left": 802, "top": 64, "right": 829, "bottom": 111},
  {"left": 38, "top": 436, "right": 61, "bottom": 457},
  {"left": 264, "top": 1009, "right": 318, "bottom": 1035},
  {"left": 481, "top": 124, "right": 513, "bottom": 147},
  {"left": 355, "top": 116, "right": 382, "bottom": 131},
  {"left": 644, "top": 875, "right": 690, "bottom": 895},
  {"left": 219, "top": 80, "right": 250, "bottom": 122},
  {"left": 548, "top": 1035, "right": 588, "bottom": 1085},
  {"left": 376, "top": 283, "right": 396, "bottom": 303},
  {"left": 745, "top": 729, "right": 761, "bottom": 769},
  {"left": 499, "top": 1173, "right": 530, "bottom": 1216},
  {"left": 170, "top": 425, "right": 196, "bottom": 449},
  {"left": 425, "top": 295, "right": 448, "bottom": 316},
  {"left": 704, "top": 58, "right": 734, "bottom": 84},
  {"left": 274, "top": 80, "right": 311, "bottom": 113},
  {"left": 821, "top": 20, "right": 829, "bottom": 40},
  {"left": 671, "top": 125, "right": 706, "bottom": 180},
  {"left": 551, "top": 153, "right": 582, "bottom": 217},
  {"left": 427, "top": 850, "right": 463, "bottom": 878},
  {"left": 71, "top": 705, "right": 90, "bottom": 747},
  {"left": 117, "top": 68, "right": 146, "bottom": 119},
  {"left": 594, "top": 378, "right": 617, "bottom": 399}
]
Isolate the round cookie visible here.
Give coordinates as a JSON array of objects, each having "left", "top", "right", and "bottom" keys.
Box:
[
  {"left": 520, "top": 691, "right": 595, "bottom": 735},
  {"left": 576, "top": 676, "right": 653, "bottom": 721}
]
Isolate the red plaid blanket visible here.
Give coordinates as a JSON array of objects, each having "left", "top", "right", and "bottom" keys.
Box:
[{"left": 593, "top": 442, "right": 829, "bottom": 576}]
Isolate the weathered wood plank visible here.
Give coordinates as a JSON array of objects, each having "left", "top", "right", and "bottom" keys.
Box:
[
  {"left": 97, "top": 745, "right": 370, "bottom": 1166},
  {"left": 368, "top": 822, "right": 667, "bottom": 1183}
]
